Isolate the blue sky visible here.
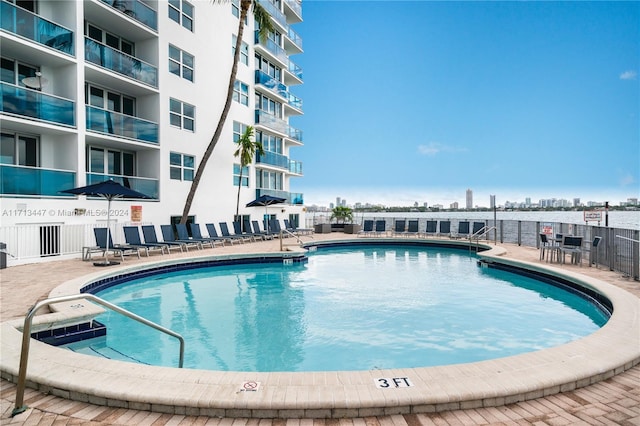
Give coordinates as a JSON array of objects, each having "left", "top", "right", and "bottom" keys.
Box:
[{"left": 288, "top": 1, "right": 639, "bottom": 207}]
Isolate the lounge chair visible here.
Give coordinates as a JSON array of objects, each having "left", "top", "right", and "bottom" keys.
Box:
[
  {"left": 123, "top": 226, "right": 166, "bottom": 255},
  {"left": 373, "top": 219, "right": 387, "bottom": 237},
  {"left": 232, "top": 221, "right": 257, "bottom": 242},
  {"left": 189, "top": 223, "right": 225, "bottom": 248},
  {"left": 393, "top": 219, "right": 407, "bottom": 237},
  {"left": 94, "top": 227, "right": 144, "bottom": 261},
  {"left": 406, "top": 220, "right": 419, "bottom": 237},
  {"left": 424, "top": 220, "right": 437, "bottom": 237},
  {"left": 175, "top": 223, "right": 215, "bottom": 249},
  {"left": 142, "top": 225, "right": 184, "bottom": 253},
  {"left": 161, "top": 224, "right": 202, "bottom": 250},
  {"left": 219, "top": 222, "right": 252, "bottom": 243},
  {"left": 438, "top": 220, "right": 451, "bottom": 237},
  {"left": 251, "top": 220, "right": 274, "bottom": 240},
  {"left": 358, "top": 220, "right": 374, "bottom": 237},
  {"left": 206, "top": 223, "right": 238, "bottom": 245},
  {"left": 269, "top": 218, "right": 287, "bottom": 237},
  {"left": 284, "top": 219, "right": 313, "bottom": 236},
  {"left": 242, "top": 218, "right": 270, "bottom": 240}
]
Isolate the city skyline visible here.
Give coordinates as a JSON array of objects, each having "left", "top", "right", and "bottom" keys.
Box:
[{"left": 290, "top": 1, "right": 639, "bottom": 210}]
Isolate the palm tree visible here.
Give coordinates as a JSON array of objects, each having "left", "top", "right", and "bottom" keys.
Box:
[
  {"left": 233, "top": 125, "right": 264, "bottom": 218},
  {"left": 179, "top": 0, "right": 274, "bottom": 224},
  {"left": 331, "top": 206, "right": 354, "bottom": 224}
]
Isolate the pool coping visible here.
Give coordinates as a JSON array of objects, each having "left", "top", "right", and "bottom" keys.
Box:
[{"left": 1, "top": 239, "right": 639, "bottom": 418}]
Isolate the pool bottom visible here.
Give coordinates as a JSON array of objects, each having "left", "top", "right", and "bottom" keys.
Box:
[{"left": 1, "top": 240, "right": 639, "bottom": 418}]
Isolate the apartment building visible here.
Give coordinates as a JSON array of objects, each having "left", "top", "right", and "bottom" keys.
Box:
[{"left": 0, "top": 0, "right": 304, "bottom": 256}]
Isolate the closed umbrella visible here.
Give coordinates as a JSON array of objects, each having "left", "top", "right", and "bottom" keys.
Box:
[
  {"left": 246, "top": 195, "right": 286, "bottom": 233},
  {"left": 60, "top": 179, "right": 151, "bottom": 266}
]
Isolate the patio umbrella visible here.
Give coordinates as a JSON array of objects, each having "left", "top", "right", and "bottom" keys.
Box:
[
  {"left": 246, "top": 195, "right": 286, "bottom": 233},
  {"left": 60, "top": 179, "right": 152, "bottom": 266}
]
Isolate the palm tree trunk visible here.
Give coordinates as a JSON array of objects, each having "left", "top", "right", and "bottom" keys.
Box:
[
  {"left": 235, "top": 168, "right": 243, "bottom": 218},
  {"left": 179, "top": 1, "right": 251, "bottom": 224}
]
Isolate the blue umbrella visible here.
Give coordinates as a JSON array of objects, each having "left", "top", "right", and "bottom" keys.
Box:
[
  {"left": 60, "top": 179, "right": 151, "bottom": 266},
  {"left": 246, "top": 195, "right": 287, "bottom": 233}
]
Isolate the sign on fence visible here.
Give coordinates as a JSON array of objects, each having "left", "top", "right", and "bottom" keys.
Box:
[{"left": 584, "top": 211, "right": 603, "bottom": 223}]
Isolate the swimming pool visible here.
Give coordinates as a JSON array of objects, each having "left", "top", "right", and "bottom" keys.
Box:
[{"left": 68, "top": 244, "right": 609, "bottom": 372}]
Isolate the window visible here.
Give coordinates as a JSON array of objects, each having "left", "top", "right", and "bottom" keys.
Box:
[
  {"left": 233, "top": 164, "right": 249, "bottom": 187},
  {"left": 170, "top": 152, "right": 195, "bottom": 181},
  {"left": 169, "top": 0, "right": 194, "bottom": 31},
  {"left": 87, "top": 147, "right": 135, "bottom": 176},
  {"left": 231, "top": 0, "right": 239, "bottom": 17},
  {"left": 1, "top": 57, "right": 38, "bottom": 87},
  {"left": 255, "top": 54, "right": 281, "bottom": 81},
  {"left": 85, "top": 84, "right": 135, "bottom": 115},
  {"left": 86, "top": 23, "right": 134, "bottom": 55},
  {"left": 169, "top": 45, "right": 194, "bottom": 82},
  {"left": 233, "top": 80, "right": 249, "bottom": 106},
  {"left": 255, "top": 93, "right": 282, "bottom": 118},
  {"left": 1, "top": 132, "right": 38, "bottom": 166},
  {"left": 170, "top": 98, "right": 195, "bottom": 131},
  {"left": 256, "top": 131, "right": 282, "bottom": 153},
  {"left": 256, "top": 169, "right": 283, "bottom": 190},
  {"left": 233, "top": 121, "right": 250, "bottom": 142},
  {"left": 232, "top": 35, "right": 249, "bottom": 65}
]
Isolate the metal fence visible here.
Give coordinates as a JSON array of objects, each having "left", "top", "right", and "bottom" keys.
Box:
[
  {"left": 1, "top": 218, "right": 638, "bottom": 280},
  {"left": 305, "top": 215, "right": 640, "bottom": 281}
]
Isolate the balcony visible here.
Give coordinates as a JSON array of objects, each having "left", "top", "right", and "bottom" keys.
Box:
[
  {"left": 255, "top": 70, "right": 288, "bottom": 98},
  {"left": 284, "top": 0, "right": 302, "bottom": 21},
  {"left": 286, "top": 59, "right": 303, "bottom": 83},
  {"left": 287, "top": 93, "right": 302, "bottom": 111},
  {"left": 256, "top": 151, "right": 288, "bottom": 169},
  {"left": 0, "top": 164, "right": 75, "bottom": 197},
  {"left": 255, "top": 109, "right": 287, "bottom": 135},
  {"left": 288, "top": 125, "right": 303, "bottom": 142},
  {"left": 286, "top": 26, "right": 302, "bottom": 52},
  {"left": 86, "top": 105, "right": 158, "bottom": 144},
  {"left": 255, "top": 31, "right": 288, "bottom": 64},
  {"left": 0, "top": 0, "right": 74, "bottom": 56},
  {"left": 99, "top": 0, "right": 157, "bottom": 30},
  {"left": 288, "top": 160, "right": 303, "bottom": 175},
  {"left": 85, "top": 38, "right": 157, "bottom": 87},
  {"left": 257, "top": 0, "right": 287, "bottom": 29},
  {"left": 87, "top": 173, "right": 158, "bottom": 199},
  {"left": 255, "top": 189, "right": 303, "bottom": 205},
  {"left": 1, "top": 82, "right": 75, "bottom": 127}
]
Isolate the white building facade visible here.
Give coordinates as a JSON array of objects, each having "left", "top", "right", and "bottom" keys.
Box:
[{"left": 0, "top": 0, "right": 304, "bottom": 261}]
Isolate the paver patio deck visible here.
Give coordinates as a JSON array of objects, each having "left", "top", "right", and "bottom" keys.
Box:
[{"left": 1, "top": 233, "right": 639, "bottom": 425}]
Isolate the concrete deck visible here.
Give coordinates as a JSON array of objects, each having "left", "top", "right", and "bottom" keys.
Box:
[{"left": 1, "top": 233, "right": 639, "bottom": 425}]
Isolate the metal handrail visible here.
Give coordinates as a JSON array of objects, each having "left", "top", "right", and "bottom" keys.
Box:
[
  {"left": 616, "top": 235, "right": 640, "bottom": 243},
  {"left": 279, "top": 229, "right": 305, "bottom": 250},
  {"left": 469, "top": 226, "right": 497, "bottom": 252},
  {"left": 12, "top": 293, "right": 185, "bottom": 417}
]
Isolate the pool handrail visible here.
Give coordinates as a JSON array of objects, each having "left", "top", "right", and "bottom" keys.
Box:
[{"left": 12, "top": 293, "right": 185, "bottom": 417}]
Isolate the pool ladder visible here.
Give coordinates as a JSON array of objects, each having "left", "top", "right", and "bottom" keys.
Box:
[
  {"left": 11, "top": 293, "right": 185, "bottom": 417},
  {"left": 468, "top": 226, "right": 497, "bottom": 253}
]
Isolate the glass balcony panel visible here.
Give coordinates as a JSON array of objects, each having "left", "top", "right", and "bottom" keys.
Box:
[
  {"left": 99, "top": 0, "right": 158, "bottom": 30},
  {"left": 255, "top": 31, "right": 288, "bottom": 64},
  {"left": 288, "top": 93, "right": 302, "bottom": 110},
  {"left": 86, "top": 173, "right": 158, "bottom": 199},
  {"left": 255, "top": 70, "right": 288, "bottom": 98},
  {"left": 255, "top": 109, "right": 288, "bottom": 134},
  {"left": 256, "top": 151, "right": 288, "bottom": 169},
  {"left": 288, "top": 160, "right": 303, "bottom": 175},
  {"left": 86, "top": 105, "right": 158, "bottom": 144},
  {"left": 1, "top": 1, "right": 74, "bottom": 55},
  {"left": 284, "top": 0, "right": 302, "bottom": 18},
  {"left": 255, "top": 189, "right": 303, "bottom": 205},
  {"left": 0, "top": 164, "right": 75, "bottom": 197},
  {"left": 288, "top": 60, "right": 303, "bottom": 81},
  {"left": 288, "top": 125, "right": 303, "bottom": 142},
  {"left": 289, "top": 192, "right": 304, "bottom": 205},
  {"left": 257, "top": 0, "right": 286, "bottom": 28},
  {"left": 1, "top": 82, "right": 75, "bottom": 126},
  {"left": 85, "top": 38, "right": 158, "bottom": 87},
  {"left": 287, "top": 27, "right": 302, "bottom": 50}
]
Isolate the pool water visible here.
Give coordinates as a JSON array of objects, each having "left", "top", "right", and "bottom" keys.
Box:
[{"left": 66, "top": 246, "right": 608, "bottom": 372}]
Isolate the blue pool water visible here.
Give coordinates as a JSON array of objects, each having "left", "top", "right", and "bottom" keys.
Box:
[{"left": 67, "top": 245, "right": 609, "bottom": 372}]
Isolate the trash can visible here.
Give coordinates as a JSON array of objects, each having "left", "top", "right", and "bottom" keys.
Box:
[{"left": 0, "top": 242, "right": 6, "bottom": 269}]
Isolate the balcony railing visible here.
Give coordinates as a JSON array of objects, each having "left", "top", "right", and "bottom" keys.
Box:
[
  {"left": 288, "top": 93, "right": 302, "bottom": 110},
  {"left": 99, "top": 0, "right": 157, "bottom": 30},
  {"left": 0, "top": 0, "right": 74, "bottom": 55},
  {"left": 287, "top": 27, "right": 302, "bottom": 50},
  {"left": 257, "top": 0, "right": 287, "bottom": 28},
  {"left": 288, "top": 125, "right": 303, "bottom": 142},
  {"left": 255, "top": 31, "right": 288, "bottom": 64},
  {"left": 288, "top": 160, "right": 303, "bottom": 175},
  {"left": 86, "top": 173, "right": 158, "bottom": 199},
  {"left": 0, "top": 164, "right": 75, "bottom": 197},
  {"left": 284, "top": 0, "right": 302, "bottom": 19},
  {"left": 85, "top": 38, "right": 158, "bottom": 87},
  {"left": 86, "top": 105, "right": 158, "bottom": 144},
  {"left": 288, "top": 60, "right": 303, "bottom": 81},
  {"left": 1, "top": 82, "right": 75, "bottom": 127},
  {"left": 255, "top": 109, "right": 287, "bottom": 134},
  {"left": 255, "top": 70, "right": 288, "bottom": 98},
  {"left": 255, "top": 189, "right": 303, "bottom": 205},
  {"left": 256, "top": 151, "right": 288, "bottom": 169}
]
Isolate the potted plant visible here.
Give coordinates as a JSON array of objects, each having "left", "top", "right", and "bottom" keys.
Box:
[{"left": 331, "top": 206, "right": 360, "bottom": 233}]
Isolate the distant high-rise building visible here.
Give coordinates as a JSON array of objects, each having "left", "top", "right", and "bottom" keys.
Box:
[
  {"left": 336, "top": 197, "right": 341, "bottom": 207},
  {"left": 466, "top": 189, "right": 473, "bottom": 209},
  {"left": 490, "top": 195, "right": 496, "bottom": 209},
  {"left": 450, "top": 201, "right": 459, "bottom": 209}
]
